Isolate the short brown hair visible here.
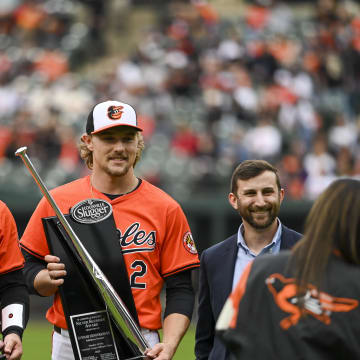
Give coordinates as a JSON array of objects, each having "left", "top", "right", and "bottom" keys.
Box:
[
  {"left": 78, "top": 132, "right": 145, "bottom": 170},
  {"left": 230, "top": 160, "right": 281, "bottom": 194}
]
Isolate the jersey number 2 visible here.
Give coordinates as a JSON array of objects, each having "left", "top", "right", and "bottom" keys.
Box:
[{"left": 130, "top": 260, "right": 147, "bottom": 289}]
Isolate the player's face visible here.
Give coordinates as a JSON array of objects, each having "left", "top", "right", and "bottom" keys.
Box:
[
  {"left": 228, "top": 171, "right": 284, "bottom": 230},
  {"left": 87, "top": 127, "right": 139, "bottom": 178}
]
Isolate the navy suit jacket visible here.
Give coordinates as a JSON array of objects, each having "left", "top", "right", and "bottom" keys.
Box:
[{"left": 195, "top": 225, "right": 302, "bottom": 360}]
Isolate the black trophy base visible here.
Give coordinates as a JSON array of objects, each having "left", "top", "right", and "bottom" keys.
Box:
[{"left": 43, "top": 215, "right": 144, "bottom": 360}]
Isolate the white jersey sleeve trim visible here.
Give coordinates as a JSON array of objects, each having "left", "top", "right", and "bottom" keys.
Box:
[{"left": 2, "top": 304, "right": 24, "bottom": 332}]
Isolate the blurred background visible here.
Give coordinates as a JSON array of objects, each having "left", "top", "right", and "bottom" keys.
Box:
[{"left": 1, "top": 0, "right": 360, "bottom": 351}]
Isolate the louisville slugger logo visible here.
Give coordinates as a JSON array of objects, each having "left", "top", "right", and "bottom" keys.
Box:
[
  {"left": 107, "top": 105, "right": 124, "bottom": 120},
  {"left": 117, "top": 223, "right": 156, "bottom": 254},
  {"left": 266, "top": 273, "right": 359, "bottom": 330},
  {"left": 70, "top": 199, "right": 112, "bottom": 224}
]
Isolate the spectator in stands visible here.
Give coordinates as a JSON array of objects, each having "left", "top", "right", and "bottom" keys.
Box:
[{"left": 0, "top": 0, "right": 360, "bottom": 201}]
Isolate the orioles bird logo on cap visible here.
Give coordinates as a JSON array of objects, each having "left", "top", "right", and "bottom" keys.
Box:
[{"left": 107, "top": 105, "right": 124, "bottom": 120}]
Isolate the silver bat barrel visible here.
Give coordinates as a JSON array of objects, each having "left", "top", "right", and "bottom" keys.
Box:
[{"left": 15, "top": 146, "right": 149, "bottom": 356}]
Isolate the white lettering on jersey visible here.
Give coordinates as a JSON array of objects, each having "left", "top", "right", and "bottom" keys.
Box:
[{"left": 117, "top": 223, "right": 156, "bottom": 254}]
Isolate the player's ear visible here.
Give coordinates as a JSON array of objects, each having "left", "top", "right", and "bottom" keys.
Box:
[
  {"left": 228, "top": 192, "right": 238, "bottom": 210},
  {"left": 81, "top": 133, "right": 93, "bottom": 150},
  {"left": 279, "top": 188, "right": 285, "bottom": 204}
]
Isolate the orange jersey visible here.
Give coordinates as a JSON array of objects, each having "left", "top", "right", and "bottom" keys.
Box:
[
  {"left": 0, "top": 200, "right": 24, "bottom": 274},
  {"left": 20, "top": 176, "right": 200, "bottom": 330}
]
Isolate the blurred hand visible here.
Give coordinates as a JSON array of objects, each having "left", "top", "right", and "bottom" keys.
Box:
[
  {"left": 145, "top": 342, "right": 176, "bottom": 360},
  {"left": 0, "top": 333, "right": 22, "bottom": 360},
  {"left": 34, "top": 255, "right": 66, "bottom": 296},
  {"left": 45, "top": 255, "right": 66, "bottom": 284}
]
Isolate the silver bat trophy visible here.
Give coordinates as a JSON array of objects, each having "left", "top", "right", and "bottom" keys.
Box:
[{"left": 15, "top": 146, "right": 149, "bottom": 358}]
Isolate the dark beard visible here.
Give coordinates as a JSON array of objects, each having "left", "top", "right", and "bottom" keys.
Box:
[
  {"left": 242, "top": 210, "right": 277, "bottom": 229},
  {"left": 239, "top": 203, "right": 280, "bottom": 230}
]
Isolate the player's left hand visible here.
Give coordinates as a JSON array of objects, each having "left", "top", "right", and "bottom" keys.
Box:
[
  {"left": 144, "top": 342, "right": 176, "bottom": 360},
  {"left": 0, "top": 333, "right": 23, "bottom": 360}
]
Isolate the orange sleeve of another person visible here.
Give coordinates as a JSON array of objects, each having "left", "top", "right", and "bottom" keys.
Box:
[
  {"left": 229, "top": 262, "right": 253, "bottom": 329},
  {"left": 0, "top": 201, "right": 24, "bottom": 274}
]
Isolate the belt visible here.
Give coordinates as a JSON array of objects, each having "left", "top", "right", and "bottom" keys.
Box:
[
  {"left": 54, "top": 325, "right": 62, "bottom": 334},
  {"left": 53, "top": 325, "right": 68, "bottom": 336}
]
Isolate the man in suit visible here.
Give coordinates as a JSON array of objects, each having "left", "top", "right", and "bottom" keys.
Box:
[{"left": 195, "top": 160, "right": 302, "bottom": 360}]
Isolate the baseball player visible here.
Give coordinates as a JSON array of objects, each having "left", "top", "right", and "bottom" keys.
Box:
[
  {"left": 0, "top": 200, "right": 29, "bottom": 360},
  {"left": 20, "top": 100, "right": 200, "bottom": 360}
]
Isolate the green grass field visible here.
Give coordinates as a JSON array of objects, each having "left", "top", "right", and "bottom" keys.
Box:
[{"left": 22, "top": 320, "right": 196, "bottom": 359}]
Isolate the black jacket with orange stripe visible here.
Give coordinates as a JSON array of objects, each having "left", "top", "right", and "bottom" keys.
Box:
[{"left": 219, "top": 251, "right": 360, "bottom": 360}]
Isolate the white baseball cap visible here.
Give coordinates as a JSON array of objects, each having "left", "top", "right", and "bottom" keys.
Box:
[{"left": 86, "top": 100, "right": 143, "bottom": 134}]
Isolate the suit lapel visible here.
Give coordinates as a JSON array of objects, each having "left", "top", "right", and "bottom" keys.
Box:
[{"left": 215, "top": 235, "right": 238, "bottom": 317}]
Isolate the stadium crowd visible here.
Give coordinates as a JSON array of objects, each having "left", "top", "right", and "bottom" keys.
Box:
[{"left": 0, "top": 0, "right": 360, "bottom": 200}]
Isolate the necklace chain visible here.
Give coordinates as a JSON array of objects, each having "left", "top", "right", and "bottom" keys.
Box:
[{"left": 90, "top": 176, "right": 95, "bottom": 198}]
